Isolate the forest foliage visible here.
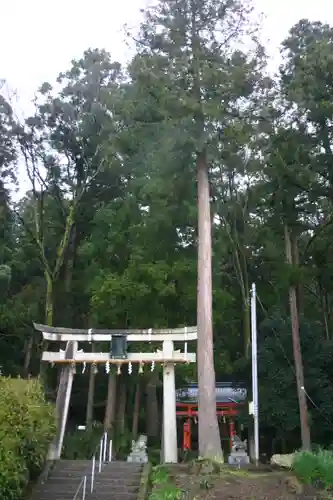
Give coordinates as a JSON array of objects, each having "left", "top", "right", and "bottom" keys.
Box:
[{"left": 1, "top": 0, "right": 333, "bottom": 454}]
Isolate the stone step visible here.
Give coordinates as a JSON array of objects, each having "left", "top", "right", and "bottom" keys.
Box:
[
  {"left": 35, "top": 497, "right": 139, "bottom": 500},
  {"left": 99, "top": 466, "right": 143, "bottom": 474},
  {"left": 32, "top": 497, "right": 79, "bottom": 500},
  {"left": 49, "top": 469, "right": 142, "bottom": 479},
  {"left": 89, "top": 463, "right": 142, "bottom": 500},
  {"left": 100, "top": 461, "right": 143, "bottom": 468},
  {"left": 32, "top": 490, "right": 79, "bottom": 497},
  {"left": 50, "top": 463, "right": 89, "bottom": 469},
  {"left": 31, "top": 460, "right": 143, "bottom": 500},
  {"left": 41, "top": 475, "right": 141, "bottom": 485},
  {"left": 33, "top": 489, "right": 82, "bottom": 496},
  {"left": 97, "top": 466, "right": 143, "bottom": 476},
  {"left": 53, "top": 460, "right": 90, "bottom": 468},
  {"left": 90, "top": 496, "right": 138, "bottom": 500},
  {"left": 49, "top": 463, "right": 141, "bottom": 476},
  {"left": 52, "top": 465, "right": 90, "bottom": 471},
  {"left": 97, "top": 476, "right": 141, "bottom": 483},
  {"left": 33, "top": 497, "right": 82, "bottom": 500},
  {"left": 34, "top": 478, "right": 82, "bottom": 486},
  {"left": 93, "top": 484, "right": 140, "bottom": 495},
  {"left": 33, "top": 483, "right": 139, "bottom": 493},
  {"left": 37, "top": 478, "right": 82, "bottom": 484},
  {"left": 56, "top": 460, "right": 90, "bottom": 465},
  {"left": 47, "top": 472, "right": 89, "bottom": 480},
  {"left": 35, "top": 497, "right": 138, "bottom": 500},
  {"left": 52, "top": 464, "right": 90, "bottom": 470},
  {"left": 32, "top": 484, "right": 80, "bottom": 493},
  {"left": 34, "top": 482, "right": 140, "bottom": 494},
  {"left": 52, "top": 465, "right": 90, "bottom": 472}
]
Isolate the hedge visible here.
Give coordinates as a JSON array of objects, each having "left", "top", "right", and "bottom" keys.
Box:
[{"left": 0, "top": 377, "right": 56, "bottom": 500}]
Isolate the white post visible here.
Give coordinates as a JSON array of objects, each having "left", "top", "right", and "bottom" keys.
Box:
[
  {"left": 162, "top": 339, "right": 178, "bottom": 463},
  {"left": 251, "top": 283, "right": 259, "bottom": 465},
  {"left": 103, "top": 432, "right": 107, "bottom": 462},
  {"left": 98, "top": 441, "right": 103, "bottom": 472},
  {"left": 91, "top": 455, "right": 95, "bottom": 492},
  {"left": 82, "top": 475, "right": 87, "bottom": 500}
]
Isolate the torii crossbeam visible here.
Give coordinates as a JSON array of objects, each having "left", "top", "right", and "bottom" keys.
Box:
[{"left": 34, "top": 323, "right": 197, "bottom": 463}]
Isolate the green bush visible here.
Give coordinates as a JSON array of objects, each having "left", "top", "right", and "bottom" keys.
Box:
[
  {"left": 63, "top": 423, "right": 131, "bottom": 460},
  {"left": 149, "top": 466, "right": 184, "bottom": 500},
  {"left": 0, "top": 436, "right": 28, "bottom": 500},
  {"left": 0, "top": 377, "right": 56, "bottom": 500},
  {"left": 293, "top": 449, "right": 333, "bottom": 490},
  {"left": 62, "top": 422, "right": 104, "bottom": 459}
]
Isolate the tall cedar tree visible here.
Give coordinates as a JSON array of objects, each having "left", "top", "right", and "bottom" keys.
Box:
[{"left": 133, "top": 0, "right": 261, "bottom": 457}]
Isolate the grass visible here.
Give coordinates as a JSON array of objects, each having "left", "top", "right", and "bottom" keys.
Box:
[
  {"left": 293, "top": 449, "right": 333, "bottom": 490},
  {"left": 148, "top": 466, "right": 185, "bottom": 500}
]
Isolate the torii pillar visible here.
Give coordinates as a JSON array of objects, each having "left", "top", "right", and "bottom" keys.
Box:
[
  {"left": 48, "top": 340, "right": 77, "bottom": 460},
  {"left": 162, "top": 339, "right": 178, "bottom": 463}
]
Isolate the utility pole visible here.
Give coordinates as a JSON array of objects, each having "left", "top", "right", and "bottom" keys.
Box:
[
  {"left": 284, "top": 224, "right": 311, "bottom": 451},
  {"left": 251, "top": 283, "right": 259, "bottom": 465}
]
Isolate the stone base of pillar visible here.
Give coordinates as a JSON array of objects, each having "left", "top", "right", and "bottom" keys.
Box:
[{"left": 228, "top": 452, "right": 250, "bottom": 466}]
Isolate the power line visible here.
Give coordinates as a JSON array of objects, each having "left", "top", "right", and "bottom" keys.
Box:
[
  {"left": 301, "top": 386, "right": 333, "bottom": 427},
  {"left": 256, "top": 293, "right": 333, "bottom": 427},
  {"left": 256, "top": 294, "right": 295, "bottom": 374}
]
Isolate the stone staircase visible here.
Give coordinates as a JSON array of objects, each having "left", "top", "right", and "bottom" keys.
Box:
[
  {"left": 30, "top": 460, "right": 143, "bottom": 500},
  {"left": 90, "top": 462, "right": 143, "bottom": 500}
]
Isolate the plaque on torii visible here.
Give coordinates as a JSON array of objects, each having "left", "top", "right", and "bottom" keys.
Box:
[{"left": 34, "top": 323, "right": 197, "bottom": 464}]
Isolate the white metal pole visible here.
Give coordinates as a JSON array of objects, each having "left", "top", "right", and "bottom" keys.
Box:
[
  {"left": 98, "top": 441, "right": 103, "bottom": 472},
  {"left": 251, "top": 283, "right": 259, "bottom": 465},
  {"left": 83, "top": 475, "right": 87, "bottom": 500},
  {"left": 91, "top": 455, "right": 95, "bottom": 493},
  {"left": 103, "top": 432, "right": 107, "bottom": 463}
]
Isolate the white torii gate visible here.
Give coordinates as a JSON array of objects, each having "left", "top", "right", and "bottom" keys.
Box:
[{"left": 34, "top": 323, "right": 197, "bottom": 463}]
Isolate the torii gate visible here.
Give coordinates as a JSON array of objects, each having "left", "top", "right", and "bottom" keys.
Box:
[{"left": 34, "top": 323, "right": 197, "bottom": 463}]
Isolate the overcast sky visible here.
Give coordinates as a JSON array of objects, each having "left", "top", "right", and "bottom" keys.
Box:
[
  {"left": 1, "top": 0, "right": 333, "bottom": 194},
  {"left": 2, "top": 0, "right": 333, "bottom": 110}
]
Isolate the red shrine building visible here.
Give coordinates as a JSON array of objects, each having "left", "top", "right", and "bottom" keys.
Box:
[{"left": 175, "top": 382, "right": 247, "bottom": 452}]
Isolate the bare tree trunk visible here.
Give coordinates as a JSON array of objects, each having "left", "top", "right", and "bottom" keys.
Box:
[
  {"left": 64, "top": 224, "right": 77, "bottom": 327},
  {"left": 86, "top": 344, "right": 96, "bottom": 429},
  {"left": 160, "top": 418, "right": 164, "bottom": 463},
  {"left": 284, "top": 224, "right": 311, "bottom": 451},
  {"left": 146, "top": 372, "right": 159, "bottom": 439},
  {"left": 65, "top": 226, "right": 75, "bottom": 293},
  {"left": 45, "top": 272, "right": 54, "bottom": 326},
  {"left": 318, "top": 281, "right": 330, "bottom": 340},
  {"left": 104, "top": 371, "right": 117, "bottom": 433},
  {"left": 24, "top": 333, "right": 34, "bottom": 377},
  {"left": 132, "top": 380, "right": 141, "bottom": 440},
  {"left": 39, "top": 271, "right": 54, "bottom": 379},
  {"left": 243, "top": 300, "right": 251, "bottom": 359},
  {"left": 291, "top": 234, "right": 304, "bottom": 315},
  {"left": 116, "top": 376, "right": 127, "bottom": 435},
  {"left": 197, "top": 152, "right": 222, "bottom": 459},
  {"left": 323, "top": 291, "right": 331, "bottom": 340}
]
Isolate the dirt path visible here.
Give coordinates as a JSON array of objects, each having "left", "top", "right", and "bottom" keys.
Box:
[{"left": 160, "top": 463, "right": 323, "bottom": 499}]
